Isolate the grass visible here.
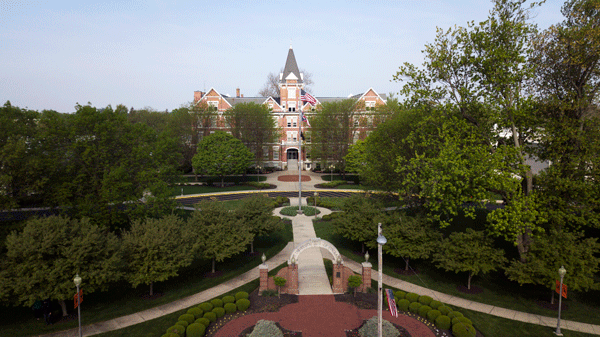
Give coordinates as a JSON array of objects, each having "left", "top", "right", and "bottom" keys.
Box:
[
  {"left": 0, "top": 221, "right": 293, "bottom": 337},
  {"left": 279, "top": 206, "right": 320, "bottom": 216},
  {"left": 313, "top": 219, "right": 600, "bottom": 327},
  {"left": 171, "top": 184, "right": 262, "bottom": 196}
]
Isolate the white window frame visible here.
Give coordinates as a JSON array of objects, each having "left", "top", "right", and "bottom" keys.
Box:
[
  {"left": 273, "top": 146, "right": 280, "bottom": 160},
  {"left": 288, "top": 88, "right": 296, "bottom": 99}
]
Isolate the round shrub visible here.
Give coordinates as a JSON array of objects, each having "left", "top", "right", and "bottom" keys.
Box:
[
  {"left": 224, "top": 302, "right": 237, "bottom": 314},
  {"left": 194, "top": 317, "right": 210, "bottom": 327},
  {"left": 248, "top": 319, "right": 283, "bottom": 337},
  {"left": 198, "top": 302, "right": 213, "bottom": 312},
  {"left": 429, "top": 300, "right": 442, "bottom": 309},
  {"left": 418, "top": 295, "right": 433, "bottom": 306},
  {"left": 453, "top": 316, "right": 473, "bottom": 326},
  {"left": 427, "top": 309, "right": 442, "bottom": 322},
  {"left": 408, "top": 301, "right": 422, "bottom": 314},
  {"left": 167, "top": 324, "right": 186, "bottom": 337},
  {"left": 176, "top": 320, "right": 189, "bottom": 328},
  {"left": 438, "top": 305, "right": 451, "bottom": 315},
  {"left": 435, "top": 315, "right": 452, "bottom": 330},
  {"left": 397, "top": 299, "right": 410, "bottom": 312},
  {"left": 448, "top": 311, "right": 464, "bottom": 319},
  {"left": 187, "top": 307, "right": 203, "bottom": 319},
  {"left": 358, "top": 316, "right": 400, "bottom": 337},
  {"left": 222, "top": 295, "right": 235, "bottom": 304},
  {"left": 405, "top": 292, "right": 420, "bottom": 303},
  {"left": 236, "top": 298, "right": 251, "bottom": 311},
  {"left": 212, "top": 307, "right": 225, "bottom": 318},
  {"left": 186, "top": 322, "right": 206, "bottom": 337},
  {"left": 394, "top": 290, "right": 406, "bottom": 299},
  {"left": 178, "top": 314, "right": 195, "bottom": 325},
  {"left": 418, "top": 305, "right": 432, "bottom": 318},
  {"left": 203, "top": 311, "right": 217, "bottom": 323},
  {"left": 235, "top": 291, "right": 249, "bottom": 300},
  {"left": 452, "top": 322, "right": 476, "bottom": 337},
  {"left": 210, "top": 298, "right": 224, "bottom": 308}
]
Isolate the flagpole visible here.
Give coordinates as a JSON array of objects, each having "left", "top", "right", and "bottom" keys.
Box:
[{"left": 298, "top": 98, "right": 303, "bottom": 214}]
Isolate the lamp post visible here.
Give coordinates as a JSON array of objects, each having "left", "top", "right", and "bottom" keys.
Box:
[
  {"left": 376, "top": 223, "right": 387, "bottom": 337},
  {"left": 74, "top": 274, "right": 82, "bottom": 337},
  {"left": 555, "top": 266, "right": 567, "bottom": 336}
]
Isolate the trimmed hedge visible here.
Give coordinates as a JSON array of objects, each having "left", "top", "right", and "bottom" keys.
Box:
[
  {"left": 397, "top": 299, "right": 410, "bottom": 312},
  {"left": 186, "top": 323, "right": 206, "bottom": 337},
  {"left": 236, "top": 298, "right": 251, "bottom": 311},
  {"left": 394, "top": 290, "right": 406, "bottom": 299},
  {"left": 167, "top": 324, "right": 186, "bottom": 337},
  {"left": 187, "top": 307, "right": 203, "bottom": 319},
  {"left": 203, "top": 311, "right": 217, "bottom": 323},
  {"left": 176, "top": 320, "right": 189, "bottom": 328},
  {"left": 453, "top": 316, "right": 473, "bottom": 326},
  {"left": 235, "top": 291, "right": 249, "bottom": 300},
  {"left": 224, "top": 302, "right": 237, "bottom": 314},
  {"left": 418, "top": 295, "right": 433, "bottom": 306},
  {"left": 222, "top": 295, "right": 235, "bottom": 304},
  {"left": 429, "top": 300, "right": 442, "bottom": 309},
  {"left": 427, "top": 309, "right": 442, "bottom": 322},
  {"left": 418, "top": 305, "right": 432, "bottom": 318},
  {"left": 448, "top": 311, "right": 464, "bottom": 319},
  {"left": 435, "top": 315, "right": 452, "bottom": 330},
  {"left": 408, "top": 301, "right": 422, "bottom": 314},
  {"left": 198, "top": 302, "right": 213, "bottom": 312},
  {"left": 195, "top": 317, "right": 211, "bottom": 327},
  {"left": 210, "top": 298, "right": 224, "bottom": 308},
  {"left": 405, "top": 292, "right": 420, "bottom": 303},
  {"left": 452, "top": 322, "right": 477, "bottom": 337},
  {"left": 178, "top": 314, "right": 195, "bottom": 325},
  {"left": 438, "top": 305, "right": 451, "bottom": 315},
  {"left": 212, "top": 307, "right": 226, "bottom": 318}
]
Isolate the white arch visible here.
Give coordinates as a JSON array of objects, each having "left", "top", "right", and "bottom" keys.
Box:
[{"left": 288, "top": 238, "right": 342, "bottom": 265}]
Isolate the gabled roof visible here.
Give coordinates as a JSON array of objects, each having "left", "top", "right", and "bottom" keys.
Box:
[
  {"left": 197, "top": 88, "right": 233, "bottom": 108},
  {"left": 354, "top": 88, "right": 386, "bottom": 103},
  {"left": 282, "top": 46, "right": 302, "bottom": 84}
]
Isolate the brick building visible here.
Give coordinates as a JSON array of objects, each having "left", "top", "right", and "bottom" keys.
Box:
[{"left": 193, "top": 46, "right": 387, "bottom": 170}]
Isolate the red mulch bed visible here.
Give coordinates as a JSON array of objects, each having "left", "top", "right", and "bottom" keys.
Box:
[{"left": 278, "top": 175, "right": 311, "bottom": 182}]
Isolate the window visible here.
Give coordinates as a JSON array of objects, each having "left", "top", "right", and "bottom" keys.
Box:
[
  {"left": 262, "top": 146, "right": 269, "bottom": 159},
  {"left": 208, "top": 101, "right": 219, "bottom": 108},
  {"left": 365, "top": 101, "right": 376, "bottom": 111},
  {"left": 287, "top": 131, "right": 298, "bottom": 141},
  {"left": 268, "top": 103, "right": 274, "bottom": 109},
  {"left": 287, "top": 117, "right": 292, "bottom": 127},
  {"left": 273, "top": 146, "right": 280, "bottom": 160},
  {"left": 354, "top": 118, "right": 360, "bottom": 127},
  {"left": 288, "top": 88, "right": 296, "bottom": 99},
  {"left": 288, "top": 101, "right": 296, "bottom": 112},
  {"left": 292, "top": 117, "right": 297, "bottom": 127}
]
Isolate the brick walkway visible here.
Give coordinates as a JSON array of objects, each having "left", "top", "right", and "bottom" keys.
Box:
[{"left": 213, "top": 295, "right": 435, "bottom": 337}]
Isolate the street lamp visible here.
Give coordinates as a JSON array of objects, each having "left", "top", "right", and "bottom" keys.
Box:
[
  {"left": 555, "top": 266, "right": 567, "bottom": 336},
  {"left": 376, "top": 223, "right": 387, "bottom": 337},
  {"left": 74, "top": 274, "right": 82, "bottom": 337}
]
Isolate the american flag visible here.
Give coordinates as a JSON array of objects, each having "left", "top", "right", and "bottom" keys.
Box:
[
  {"left": 301, "top": 90, "right": 317, "bottom": 105},
  {"left": 385, "top": 288, "right": 398, "bottom": 317},
  {"left": 300, "top": 110, "right": 311, "bottom": 127}
]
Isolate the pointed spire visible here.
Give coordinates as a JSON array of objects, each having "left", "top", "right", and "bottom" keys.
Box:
[{"left": 282, "top": 46, "right": 302, "bottom": 83}]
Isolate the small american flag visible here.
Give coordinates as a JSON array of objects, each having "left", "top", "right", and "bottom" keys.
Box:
[
  {"left": 385, "top": 288, "right": 398, "bottom": 317},
  {"left": 300, "top": 110, "right": 311, "bottom": 127},
  {"left": 301, "top": 90, "right": 317, "bottom": 105}
]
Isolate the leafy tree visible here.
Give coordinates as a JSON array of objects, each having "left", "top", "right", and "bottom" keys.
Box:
[
  {"left": 505, "top": 229, "right": 600, "bottom": 303},
  {"left": 122, "top": 215, "right": 195, "bottom": 296},
  {"left": 189, "top": 201, "right": 253, "bottom": 273},
  {"left": 224, "top": 102, "right": 279, "bottom": 165},
  {"left": 434, "top": 229, "right": 507, "bottom": 289},
  {"left": 273, "top": 276, "right": 286, "bottom": 298},
  {"left": 235, "top": 195, "right": 282, "bottom": 253},
  {"left": 383, "top": 214, "right": 443, "bottom": 271},
  {"left": 347, "top": 274, "right": 363, "bottom": 297},
  {"left": 192, "top": 131, "right": 254, "bottom": 187},
  {"left": 2, "top": 216, "right": 122, "bottom": 316},
  {"left": 332, "top": 194, "right": 383, "bottom": 253}
]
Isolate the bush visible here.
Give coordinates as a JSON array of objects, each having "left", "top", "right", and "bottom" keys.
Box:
[
  {"left": 195, "top": 317, "right": 210, "bottom": 327},
  {"left": 358, "top": 316, "right": 401, "bottom": 337},
  {"left": 418, "top": 305, "right": 432, "bottom": 318},
  {"left": 162, "top": 334, "right": 179, "bottom": 337},
  {"left": 176, "top": 320, "right": 189, "bottom": 328},
  {"left": 167, "top": 324, "right": 186, "bottom": 337},
  {"left": 210, "top": 298, "right": 224, "bottom": 308},
  {"left": 427, "top": 309, "right": 442, "bottom": 322},
  {"left": 222, "top": 295, "right": 235, "bottom": 304},
  {"left": 453, "top": 316, "right": 473, "bottom": 326},
  {"left": 178, "top": 314, "right": 195, "bottom": 325},
  {"left": 235, "top": 291, "right": 249, "bottom": 300},
  {"left": 236, "top": 298, "right": 251, "bottom": 311},
  {"left": 224, "top": 302, "right": 237, "bottom": 314},
  {"left": 408, "top": 301, "right": 422, "bottom": 314},
  {"left": 187, "top": 307, "right": 203, "bottom": 319},
  {"left": 394, "top": 290, "right": 406, "bottom": 299},
  {"left": 186, "top": 323, "right": 206, "bottom": 337},
  {"left": 405, "top": 292, "right": 420, "bottom": 303},
  {"left": 452, "top": 322, "right": 477, "bottom": 337},
  {"left": 438, "top": 305, "right": 451, "bottom": 315},
  {"left": 320, "top": 180, "right": 347, "bottom": 188},
  {"left": 429, "top": 300, "right": 442, "bottom": 309},
  {"left": 248, "top": 319, "right": 283, "bottom": 337},
  {"left": 321, "top": 212, "right": 342, "bottom": 221},
  {"left": 203, "top": 312, "right": 217, "bottom": 323},
  {"left": 261, "top": 289, "right": 277, "bottom": 297},
  {"left": 435, "top": 315, "right": 452, "bottom": 330},
  {"left": 448, "top": 311, "right": 464, "bottom": 319},
  {"left": 418, "top": 295, "right": 433, "bottom": 306},
  {"left": 397, "top": 299, "right": 410, "bottom": 312},
  {"left": 212, "top": 307, "right": 226, "bottom": 318},
  {"left": 198, "top": 302, "right": 213, "bottom": 312}
]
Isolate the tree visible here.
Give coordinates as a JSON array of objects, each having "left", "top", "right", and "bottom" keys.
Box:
[
  {"left": 2, "top": 216, "right": 122, "bottom": 316},
  {"left": 189, "top": 201, "right": 253, "bottom": 273},
  {"left": 332, "top": 194, "right": 383, "bottom": 253},
  {"left": 273, "top": 276, "right": 286, "bottom": 298},
  {"left": 236, "top": 195, "right": 282, "bottom": 253},
  {"left": 223, "top": 102, "right": 280, "bottom": 165},
  {"left": 505, "top": 229, "right": 600, "bottom": 304},
  {"left": 122, "top": 215, "right": 195, "bottom": 296},
  {"left": 347, "top": 274, "right": 363, "bottom": 297},
  {"left": 258, "top": 69, "right": 313, "bottom": 97},
  {"left": 192, "top": 131, "right": 254, "bottom": 187},
  {"left": 383, "top": 214, "right": 442, "bottom": 271},
  {"left": 434, "top": 229, "right": 507, "bottom": 289}
]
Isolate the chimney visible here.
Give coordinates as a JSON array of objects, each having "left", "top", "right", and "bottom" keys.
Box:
[
  {"left": 194, "top": 91, "right": 204, "bottom": 102},
  {"left": 241, "top": 94, "right": 244, "bottom": 98},
  {"left": 236, "top": 88, "right": 240, "bottom": 98}
]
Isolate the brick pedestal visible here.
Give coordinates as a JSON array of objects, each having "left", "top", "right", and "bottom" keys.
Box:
[
  {"left": 259, "top": 264, "right": 269, "bottom": 293},
  {"left": 288, "top": 263, "right": 299, "bottom": 295},
  {"left": 361, "top": 262, "right": 372, "bottom": 292},
  {"left": 332, "top": 263, "right": 344, "bottom": 293}
]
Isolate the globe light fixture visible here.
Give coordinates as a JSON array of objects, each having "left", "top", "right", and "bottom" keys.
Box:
[
  {"left": 377, "top": 223, "right": 386, "bottom": 337},
  {"left": 555, "top": 266, "right": 567, "bottom": 336},
  {"left": 73, "top": 274, "right": 82, "bottom": 337}
]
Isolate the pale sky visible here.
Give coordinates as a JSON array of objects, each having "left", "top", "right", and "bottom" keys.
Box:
[{"left": 1, "top": 0, "right": 564, "bottom": 113}]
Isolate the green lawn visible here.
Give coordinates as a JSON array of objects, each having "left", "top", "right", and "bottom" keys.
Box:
[
  {"left": 313, "top": 219, "right": 600, "bottom": 327},
  {"left": 0, "top": 221, "right": 293, "bottom": 337},
  {"left": 172, "top": 184, "right": 263, "bottom": 196}
]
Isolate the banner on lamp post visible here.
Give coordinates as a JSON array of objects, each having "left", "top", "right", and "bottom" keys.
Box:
[
  {"left": 74, "top": 289, "right": 83, "bottom": 309},
  {"left": 555, "top": 280, "right": 567, "bottom": 299}
]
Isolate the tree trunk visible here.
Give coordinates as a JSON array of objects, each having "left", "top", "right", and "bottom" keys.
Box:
[
  {"left": 405, "top": 257, "right": 410, "bottom": 271},
  {"left": 220, "top": 177, "right": 224, "bottom": 188},
  {"left": 59, "top": 299, "right": 68, "bottom": 317},
  {"left": 250, "top": 241, "right": 254, "bottom": 254},
  {"left": 361, "top": 242, "right": 365, "bottom": 254},
  {"left": 277, "top": 286, "right": 280, "bottom": 298},
  {"left": 150, "top": 282, "right": 154, "bottom": 297},
  {"left": 467, "top": 272, "right": 473, "bottom": 290},
  {"left": 212, "top": 258, "right": 216, "bottom": 274},
  {"left": 551, "top": 289, "right": 555, "bottom": 305},
  {"left": 516, "top": 229, "right": 532, "bottom": 263}
]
